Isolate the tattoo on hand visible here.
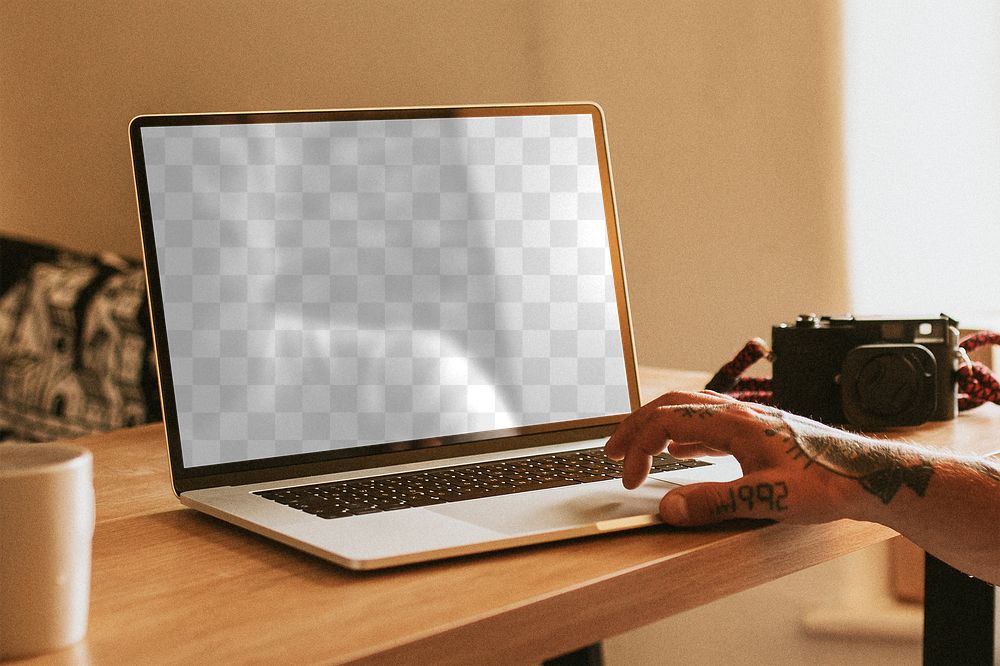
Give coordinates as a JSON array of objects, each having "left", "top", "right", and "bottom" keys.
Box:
[
  {"left": 680, "top": 405, "right": 722, "bottom": 419},
  {"left": 716, "top": 482, "right": 789, "bottom": 516},
  {"left": 768, "top": 415, "right": 934, "bottom": 505}
]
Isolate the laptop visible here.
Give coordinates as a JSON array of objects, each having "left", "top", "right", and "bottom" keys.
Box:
[{"left": 129, "top": 103, "right": 741, "bottom": 570}]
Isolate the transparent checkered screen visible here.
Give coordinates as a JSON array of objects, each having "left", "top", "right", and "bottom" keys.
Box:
[{"left": 141, "top": 114, "right": 631, "bottom": 468}]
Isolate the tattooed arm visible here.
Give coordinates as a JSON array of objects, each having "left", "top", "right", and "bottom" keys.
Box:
[{"left": 605, "top": 390, "right": 1000, "bottom": 585}]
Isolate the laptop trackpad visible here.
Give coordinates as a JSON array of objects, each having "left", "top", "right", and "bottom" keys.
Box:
[{"left": 427, "top": 479, "right": 673, "bottom": 535}]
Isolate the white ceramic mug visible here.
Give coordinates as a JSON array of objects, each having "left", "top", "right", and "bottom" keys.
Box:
[{"left": 0, "top": 442, "right": 95, "bottom": 659}]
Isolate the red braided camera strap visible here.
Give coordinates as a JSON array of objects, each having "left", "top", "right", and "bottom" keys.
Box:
[
  {"left": 956, "top": 331, "right": 1000, "bottom": 410},
  {"left": 707, "top": 331, "right": 1000, "bottom": 412}
]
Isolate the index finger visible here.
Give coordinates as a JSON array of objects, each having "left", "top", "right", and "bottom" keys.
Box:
[
  {"left": 605, "top": 391, "right": 736, "bottom": 460},
  {"left": 607, "top": 396, "right": 775, "bottom": 489}
]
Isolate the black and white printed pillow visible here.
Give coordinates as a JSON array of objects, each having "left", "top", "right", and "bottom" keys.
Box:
[{"left": 0, "top": 235, "right": 161, "bottom": 441}]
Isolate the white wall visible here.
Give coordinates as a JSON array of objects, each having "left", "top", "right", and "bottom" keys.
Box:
[{"left": 843, "top": 0, "right": 1000, "bottom": 324}]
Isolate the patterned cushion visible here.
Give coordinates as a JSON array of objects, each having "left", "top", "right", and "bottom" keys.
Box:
[{"left": 0, "top": 236, "right": 161, "bottom": 441}]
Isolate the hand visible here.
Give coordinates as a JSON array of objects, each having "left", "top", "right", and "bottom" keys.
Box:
[{"left": 604, "top": 391, "right": 926, "bottom": 527}]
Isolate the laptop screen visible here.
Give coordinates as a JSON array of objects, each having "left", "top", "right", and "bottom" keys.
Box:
[{"left": 135, "top": 106, "right": 635, "bottom": 471}]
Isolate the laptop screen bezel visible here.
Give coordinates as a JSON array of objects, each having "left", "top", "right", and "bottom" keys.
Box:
[{"left": 129, "top": 102, "right": 641, "bottom": 494}]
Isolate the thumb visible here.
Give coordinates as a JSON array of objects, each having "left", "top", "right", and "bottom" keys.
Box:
[{"left": 659, "top": 475, "right": 791, "bottom": 526}]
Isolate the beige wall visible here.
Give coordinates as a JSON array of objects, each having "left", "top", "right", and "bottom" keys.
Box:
[
  {"left": 1, "top": 0, "right": 847, "bottom": 371},
  {"left": 0, "top": 0, "right": 546, "bottom": 255},
  {"left": 533, "top": 1, "right": 848, "bottom": 371}
]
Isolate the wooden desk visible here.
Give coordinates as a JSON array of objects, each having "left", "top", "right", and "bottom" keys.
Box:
[{"left": 17, "top": 368, "right": 1000, "bottom": 665}]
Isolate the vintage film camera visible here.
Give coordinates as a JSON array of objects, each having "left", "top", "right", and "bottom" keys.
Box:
[{"left": 771, "top": 314, "right": 961, "bottom": 429}]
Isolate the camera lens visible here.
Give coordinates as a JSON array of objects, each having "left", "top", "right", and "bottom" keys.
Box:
[
  {"left": 855, "top": 354, "right": 924, "bottom": 415},
  {"left": 841, "top": 344, "right": 937, "bottom": 428}
]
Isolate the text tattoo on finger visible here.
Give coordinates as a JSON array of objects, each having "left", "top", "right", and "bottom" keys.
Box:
[
  {"left": 765, "top": 418, "right": 933, "bottom": 505},
  {"left": 715, "top": 482, "right": 789, "bottom": 516}
]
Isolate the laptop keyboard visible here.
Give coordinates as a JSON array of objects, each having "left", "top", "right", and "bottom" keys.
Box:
[{"left": 254, "top": 448, "right": 710, "bottom": 520}]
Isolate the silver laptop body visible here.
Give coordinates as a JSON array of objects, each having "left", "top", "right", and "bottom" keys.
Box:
[{"left": 130, "top": 103, "right": 740, "bottom": 570}]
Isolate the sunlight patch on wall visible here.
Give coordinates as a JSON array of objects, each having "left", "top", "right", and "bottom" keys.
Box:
[{"left": 843, "top": 0, "right": 1000, "bottom": 325}]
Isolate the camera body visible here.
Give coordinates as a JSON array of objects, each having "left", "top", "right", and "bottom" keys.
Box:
[{"left": 771, "top": 314, "right": 960, "bottom": 429}]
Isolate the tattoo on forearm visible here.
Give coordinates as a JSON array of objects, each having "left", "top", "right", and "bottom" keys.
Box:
[
  {"left": 716, "top": 482, "right": 789, "bottom": 516},
  {"left": 766, "top": 417, "right": 934, "bottom": 505}
]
